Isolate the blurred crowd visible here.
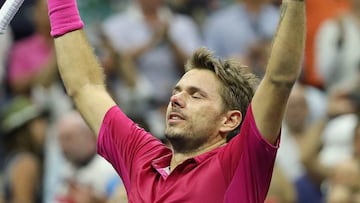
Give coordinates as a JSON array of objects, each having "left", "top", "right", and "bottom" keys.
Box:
[{"left": 0, "top": 0, "right": 359, "bottom": 202}]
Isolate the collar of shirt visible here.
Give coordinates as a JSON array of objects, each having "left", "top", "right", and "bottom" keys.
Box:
[{"left": 150, "top": 146, "right": 225, "bottom": 179}]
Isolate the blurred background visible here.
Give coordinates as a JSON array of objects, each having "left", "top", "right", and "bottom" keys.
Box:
[{"left": 0, "top": 0, "right": 359, "bottom": 202}]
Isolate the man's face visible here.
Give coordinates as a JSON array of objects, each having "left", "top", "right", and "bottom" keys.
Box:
[{"left": 165, "top": 69, "right": 226, "bottom": 151}]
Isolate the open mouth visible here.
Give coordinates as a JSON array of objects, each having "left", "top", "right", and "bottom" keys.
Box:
[{"left": 168, "top": 112, "right": 185, "bottom": 122}]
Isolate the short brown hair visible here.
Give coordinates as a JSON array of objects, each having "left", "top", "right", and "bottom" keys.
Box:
[{"left": 185, "top": 47, "right": 260, "bottom": 141}]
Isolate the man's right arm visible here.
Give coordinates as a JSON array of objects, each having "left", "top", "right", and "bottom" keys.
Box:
[
  {"left": 48, "top": 0, "right": 116, "bottom": 135},
  {"left": 54, "top": 31, "right": 116, "bottom": 135}
]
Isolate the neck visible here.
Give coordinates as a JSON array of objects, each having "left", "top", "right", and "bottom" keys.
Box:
[{"left": 170, "top": 139, "right": 226, "bottom": 171}]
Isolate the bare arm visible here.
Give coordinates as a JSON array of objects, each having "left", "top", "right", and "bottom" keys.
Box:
[
  {"left": 11, "top": 155, "right": 40, "bottom": 203},
  {"left": 252, "top": 0, "right": 306, "bottom": 144},
  {"left": 54, "top": 30, "right": 115, "bottom": 135}
]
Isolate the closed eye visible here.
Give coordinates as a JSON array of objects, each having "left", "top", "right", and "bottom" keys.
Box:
[
  {"left": 172, "top": 86, "right": 181, "bottom": 96},
  {"left": 191, "top": 92, "right": 203, "bottom": 99}
]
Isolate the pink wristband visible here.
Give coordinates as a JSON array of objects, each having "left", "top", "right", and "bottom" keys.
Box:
[{"left": 48, "top": 0, "right": 84, "bottom": 37}]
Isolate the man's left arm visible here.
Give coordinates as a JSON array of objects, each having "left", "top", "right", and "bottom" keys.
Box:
[{"left": 251, "top": 0, "right": 306, "bottom": 144}]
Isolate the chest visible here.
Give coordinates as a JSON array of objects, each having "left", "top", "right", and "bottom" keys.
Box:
[{"left": 127, "top": 158, "right": 228, "bottom": 203}]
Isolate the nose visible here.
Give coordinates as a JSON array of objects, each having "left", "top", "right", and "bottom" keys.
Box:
[{"left": 170, "top": 92, "right": 185, "bottom": 108}]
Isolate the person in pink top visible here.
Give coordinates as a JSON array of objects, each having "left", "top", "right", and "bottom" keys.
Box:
[
  {"left": 7, "top": 0, "right": 56, "bottom": 96},
  {"left": 46, "top": 0, "right": 305, "bottom": 202}
]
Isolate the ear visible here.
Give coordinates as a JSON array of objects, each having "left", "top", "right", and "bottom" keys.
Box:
[{"left": 219, "top": 110, "right": 242, "bottom": 135}]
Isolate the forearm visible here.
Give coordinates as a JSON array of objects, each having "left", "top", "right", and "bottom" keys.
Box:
[
  {"left": 54, "top": 31, "right": 106, "bottom": 96},
  {"left": 266, "top": 0, "right": 305, "bottom": 85},
  {"left": 48, "top": 0, "right": 115, "bottom": 134},
  {"left": 251, "top": 0, "right": 305, "bottom": 143},
  {"left": 54, "top": 31, "right": 116, "bottom": 134},
  {"left": 47, "top": 0, "right": 106, "bottom": 96}
]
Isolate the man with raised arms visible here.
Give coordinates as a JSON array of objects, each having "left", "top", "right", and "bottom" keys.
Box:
[{"left": 46, "top": 0, "right": 305, "bottom": 202}]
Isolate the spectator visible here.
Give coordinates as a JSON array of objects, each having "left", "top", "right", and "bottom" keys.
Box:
[
  {"left": 0, "top": 96, "right": 49, "bottom": 203},
  {"left": 325, "top": 158, "right": 360, "bottom": 203},
  {"left": 6, "top": 0, "right": 57, "bottom": 97},
  {"left": 315, "top": 0, "right": 360, "bottom": 91},
  {"left": 294, "top": 81, "right": 360, "bottom": 202},
  {"left": 318, "top": 79, "right": 360, "bottom": 168},
  {"left": 324, "top": 115, "right": 360, "bottom": 202},
  {"left": 276, "top": 83, "right": 326, "bottom": 203},
  {"left": 302, "top": 0, "right": 349, "bottom": 88},
  {"left": 52, "top": 111, "right": 120, "bottom": 203}
]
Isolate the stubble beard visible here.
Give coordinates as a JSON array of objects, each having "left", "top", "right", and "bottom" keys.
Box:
[{"left": 165, "top": 127, "right": 209, "bottom": 153}]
